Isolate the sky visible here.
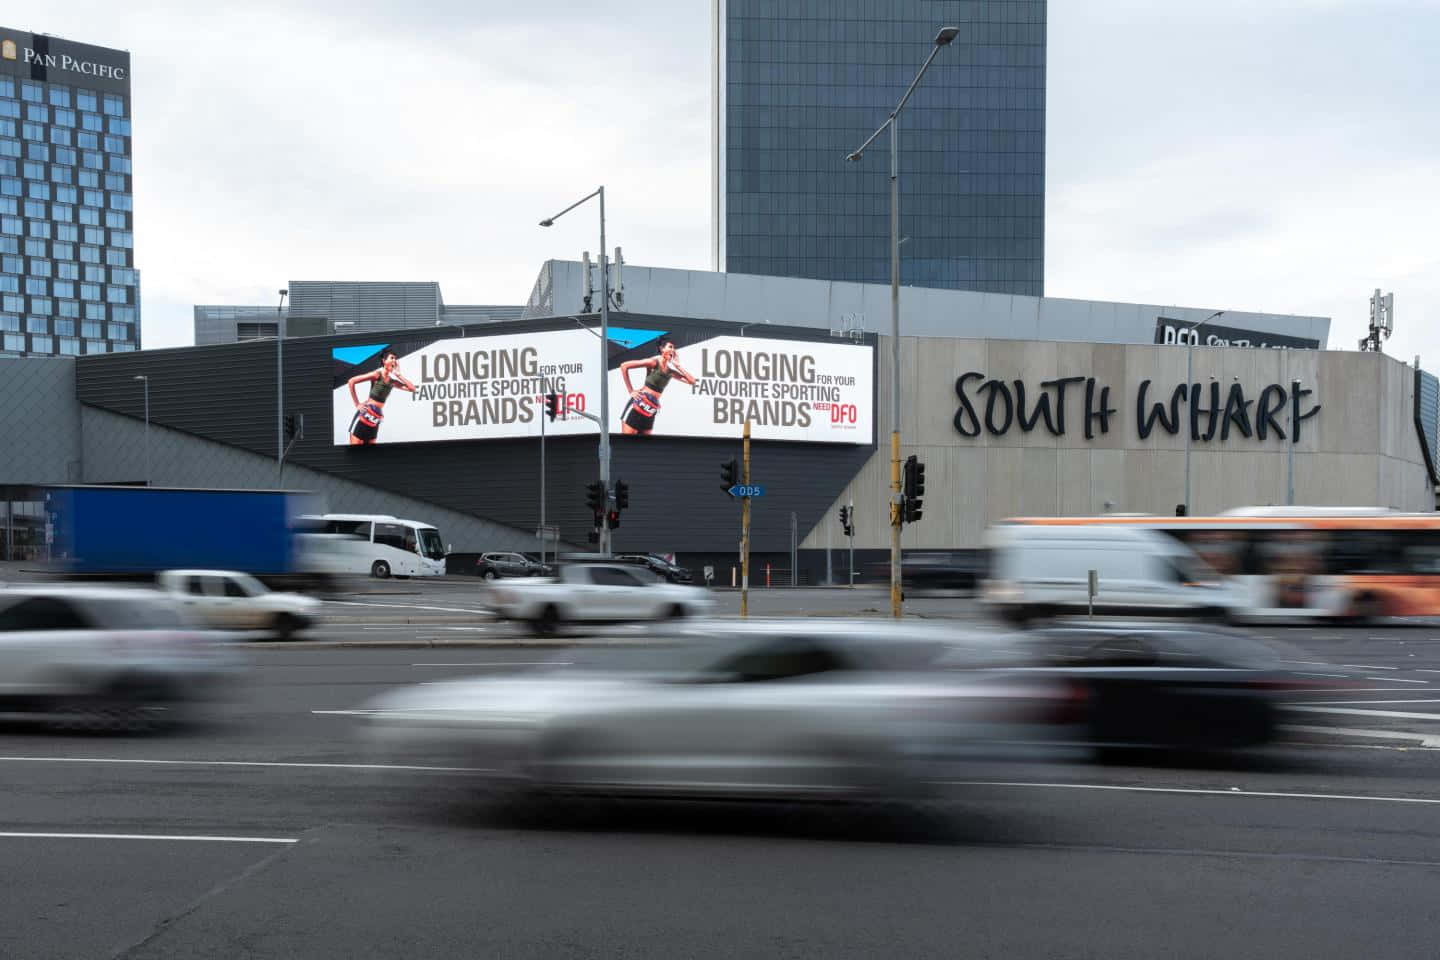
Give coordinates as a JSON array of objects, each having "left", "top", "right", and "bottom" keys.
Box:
[{"left": 17, "top": 0, "right": 1440, "bottom": 360}]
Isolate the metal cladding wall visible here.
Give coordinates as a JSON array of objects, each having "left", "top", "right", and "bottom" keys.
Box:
[{"left": 75, "top": 315, "right": 878, "bottom": 554}]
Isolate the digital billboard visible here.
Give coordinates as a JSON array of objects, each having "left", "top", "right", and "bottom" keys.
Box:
[{"left": 331, "top": 326, "right": 873, "bottom": 446}]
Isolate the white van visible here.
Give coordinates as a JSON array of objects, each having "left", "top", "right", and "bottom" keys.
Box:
[{"left": 982, "top": 523, "right": 1238, "bottom": 624}]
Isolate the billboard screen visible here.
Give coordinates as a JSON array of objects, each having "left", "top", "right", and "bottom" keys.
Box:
[{"left": 331, "top": 327, "right": 873, "bottom": 446}]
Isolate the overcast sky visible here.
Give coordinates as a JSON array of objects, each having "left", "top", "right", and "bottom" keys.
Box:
[{"left": 20, "top": 0, "right": 1439, "bottom": 360}]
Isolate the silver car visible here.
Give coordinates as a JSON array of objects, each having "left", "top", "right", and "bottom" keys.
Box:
[{"left": 365, "top": 621, "right": 1064, "bottom": 806}]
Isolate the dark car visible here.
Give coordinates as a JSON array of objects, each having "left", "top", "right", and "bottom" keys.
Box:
[
  {"left": 475, "top": 552, "right": 544, "bottom": 580},
  {"left": 1023, "top": 622, "right": 1304, "bottom": 753},
  {"left": 616, "top": 554, "right": 695, "bottom": 584},
  {"left": 902, "top": 550, "right": 986, "bottom": 594}
]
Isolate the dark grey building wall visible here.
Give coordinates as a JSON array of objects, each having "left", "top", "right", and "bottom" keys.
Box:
[
  {"left": 74, "top": 314, "right": 877, "bottom": 553},
  {"left": 718, "top": 0, "right": 1046, "bottom": 295},
  {"left": 0, "top": 357, "right": 81, "bottom": 483}
]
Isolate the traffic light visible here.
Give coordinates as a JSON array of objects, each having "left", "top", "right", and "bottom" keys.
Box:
[
  {"left": 606, "top": 509, "right": 621, "bottom": 530},
  {"left": 902, "top": 455, "right": 926, "bottom": 524},
  {"left": 720, "top": 458, "right": 739, "bottom": 494},
  {"left": 614, "top": 480, "right": 630, "bottom": 511},
  {"left": 1175, "top": 504, "right": 1187, "bottom": 517},
  {"left": 585, "top": 480, "right": 606, "bottom": 514},
  {"left": 544, "top": 393, "right": 561, "bottom": 422},
  {"left": 284, "top": 414, "right": 302, "bottom": 444},
  {"left": 839, "top": 505, "right": 854, "bottom": 537}
]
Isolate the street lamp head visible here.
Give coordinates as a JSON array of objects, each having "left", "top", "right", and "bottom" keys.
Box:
[
  {"left": 132, "top": 374, "right": 146, "bottom": 381},
  {"left": 845, "top": 152, "right": 862, "bottom": 163},
  {"left": 538, "top": 219, "right": 554, "bottom": 228},
  {"left": 934, "top": 26, "right": 960, "bottom": 46},
  {"left": 278, "top": 289, "right": 288, "bottom": 297}
]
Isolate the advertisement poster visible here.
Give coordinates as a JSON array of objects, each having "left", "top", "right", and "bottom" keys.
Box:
[{"left": 332, "top": 326, "right": 873, "bottom": 446}]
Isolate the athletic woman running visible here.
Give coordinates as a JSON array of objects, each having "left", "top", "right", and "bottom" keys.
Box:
[
  {"left": 619, "top": 340, "right": 698, "bottom": 436},
  {"left": 346, "top": 351, "right": 416, "bottom": 445}
]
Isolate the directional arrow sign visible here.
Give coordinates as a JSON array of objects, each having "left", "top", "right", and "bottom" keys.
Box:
[{"left": 728, "top": 484, "right": 766, "bottom": 498}]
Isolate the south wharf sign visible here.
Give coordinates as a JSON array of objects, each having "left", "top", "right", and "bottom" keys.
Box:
[{"left": 953, "top": 373, "right": 1321, "bottom": 443}]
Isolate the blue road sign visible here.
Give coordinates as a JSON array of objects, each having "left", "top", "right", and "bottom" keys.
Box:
[{"left": 728, "top": 484, "right": 766, "bottom": 498}]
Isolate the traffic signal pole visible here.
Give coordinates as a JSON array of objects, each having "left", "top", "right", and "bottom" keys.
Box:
[{"left": 741, "top": 419, "right": 751, "bottom": 619}]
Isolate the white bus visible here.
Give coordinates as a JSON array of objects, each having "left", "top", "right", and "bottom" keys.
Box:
[{"left": 296, "top": 514, "right": 448, "bottom": 579}]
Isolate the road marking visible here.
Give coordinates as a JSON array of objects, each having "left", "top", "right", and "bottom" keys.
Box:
[
  {"left": 1364, "top": 676, "right": 1430, "bottom": 684},
  {"left": 1340, "top": 664, "right": 1399, "bottom": 670},
  {"left": 1286, "top": 687, "right": 1440, "bottom": 693},
  {"left": 0, "top": 831, "right": 298, "bottom": 844},
  {"left": 410, "top": 661, "right": 571, "bottom": 667},
  {"left": 1284, "top": 725, "right": 1440, "bottom": 747},
  {"left": 0, "top": 755, "right": 487, "bottom": 772},
  {"left": 327, "top": 600, "right": 490, "bottom": 615},
  {"left": 1295, "top": 672, "right": 1349, "bottom": 678},
  {"left": 948, "top": 780, "right": 1440, "bottom": 805},
  {"left": 1415, "top": 670, "right": 1440, "bottom": 674},
  {"left": 1295, "top": 699, "right": 1440, "bottom": 706},
  {"left": 1290, "top": 705, "right": 1440, "bottom": 722}
]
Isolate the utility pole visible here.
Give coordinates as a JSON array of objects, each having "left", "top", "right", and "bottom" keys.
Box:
[
  {"left": 741, "top": 420, "right": 751, "bottom": 618},
  {"left": 848, "top": 500, "right": 855, "bottom": 588}
]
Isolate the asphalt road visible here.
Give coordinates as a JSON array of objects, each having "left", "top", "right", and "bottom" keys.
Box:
[{"left": 9, "top": 633, "right": 1440, "bottom": 958}]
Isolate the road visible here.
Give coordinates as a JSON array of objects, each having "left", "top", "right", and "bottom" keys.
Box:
[{"left": 9, "top": 624, "right": 1440, "bottom": 958}]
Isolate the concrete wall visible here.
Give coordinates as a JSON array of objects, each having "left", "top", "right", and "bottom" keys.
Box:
[
  {"left": 0, "top": 358, "right": 82, "bottom": 484},
  {"left": 79, "top": 406, "right": 565, "bottom": 554},
  {"left": 529, "top": 260, "right": 1331, "bottom": 348},
  {"left": 802, "top": 340, "right": 1432, "bottom": 550}
]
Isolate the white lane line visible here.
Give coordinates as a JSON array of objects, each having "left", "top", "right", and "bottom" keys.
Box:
[
  {"left": 1284, "top": 725, "right": 1440, "bottom": 747},
  {"left": 1415, "top": 670, "right": 1440, "bottom": 674},
  {"left": 0, "top": 831, "right": 297, "bottom": 844},
  {"left": 1286, "top": 687, "right": 1440, "bottom": 693},
  {"left": 0, "top": 755, "right": 487, "bottom": 772},
  {"left": 1296, "top": 672, "right": 1349, "bottom": 678},
  {"left": 948, "top": 780, "right": 1440, "bottom": 805},
  {"left": 1364, "top": 676, "right": 1430, "bottom": 684},
  {"left": 1294, "top": 699, "right": 1440, "bottom": 706},
  {"left": 327, "top": 600, "right": 489, "bottom": 615},
  {"left": 1340, "top": 664, "right": 1399, "bottom": 670},
  {"left": 410, "top": 661, "right": 571, "bottom": 667},
  {"left": 1290, "top": 705, "right": 1440, "bottom": 722},
  {"left": 1281, "top": 660, "right": 1335, "bottom": 666}
]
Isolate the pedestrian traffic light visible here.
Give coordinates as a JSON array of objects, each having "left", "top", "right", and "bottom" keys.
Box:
[
  {"left": 902, "top": 455, "right": 925, "bottom": 524},
  {"left": 720, "top": 458, "right": 739, "bottom": 494},
  {"left": 544, "top": 393, "right": 561, "bottom": 422},
  {"left": 606, "top": 509, "right": 621, "bottom": 530},
  {"left": 585, "top": 480, "right": 606, "bottom": 513},
  {"left": 614, "top": 480, "right": 630, "bottom": 511},
  {"left": 1175, "top": 504, "right": 1187, "bottom": 517}
]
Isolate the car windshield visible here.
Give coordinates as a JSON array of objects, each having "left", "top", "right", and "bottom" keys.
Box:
[{"left": 418, "top": 528, "right": 446, "bottom": 559}]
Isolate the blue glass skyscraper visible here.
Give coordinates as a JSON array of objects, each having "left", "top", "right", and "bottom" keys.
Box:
[
  {"left": 0, "top": 28, "right": 137, "bottom": 357},
  {"left": 712, "top": 1, "right": 1045, "bottom": 295}
]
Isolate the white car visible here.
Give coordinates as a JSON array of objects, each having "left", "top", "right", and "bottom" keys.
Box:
[
  {"left": 483, "top": 562, "right": 712, "bottom": 635},
  {"left": 158, "top": 570, "right": 321, "bottom": 640},
  {"left": 0, "top": 585, "right": 237, "bottom": 730}
]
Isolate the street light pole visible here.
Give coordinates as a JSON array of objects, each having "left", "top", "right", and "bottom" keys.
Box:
[
  {"left": 132, "top": 375, "right": 149, "bottom": 485},
  {"left": 1183, "top": 309, "right": 1224, "bottom": 515},
  {"left": 540, "top": 186, "right": 612, "bottom": 555},
  {"left": 1288, "top": 378, "right": 1300, "bottom": 506},
  {"left": 275, "top": 288, "right": 288, "bottom": 482},
  {"left": 846, "top": 25, "right": 959, "bottom": 618}
]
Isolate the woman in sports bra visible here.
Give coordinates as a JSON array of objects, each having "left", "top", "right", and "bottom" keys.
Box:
[
  {"left": 619, "top": 340, "right": 698, "bottom": 436},
  {"left": 346, "top": 351, "right": 416, "bottom": 445}
]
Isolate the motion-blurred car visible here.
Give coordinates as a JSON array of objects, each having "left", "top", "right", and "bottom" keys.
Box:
[
  {"left": 615, "top": 553, "right": 694, "bottom": 584},
  {"left": 1021, "top": 621, "right": 1304, "bottom": 752},
  {"left": 365, "top": 621, "right": 1066, "bottom": 806},
  {"left": 903, "top": 550, "right": 985, "bottom": 595},
  {"left": 475, "top": 552, "right": 547, "bottom": 580},
  {"left": 483, "top": 562, "right": 712, "bottom": 635},
  {"left": 157, "top": 570, "right": 321, "bottom": 640},
  {"left": 0, "top": 585, "right": 236, "bottom": 730}
]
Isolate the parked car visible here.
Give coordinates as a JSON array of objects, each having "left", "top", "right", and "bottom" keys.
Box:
[
  {"left": 475, "top": 552, "right": 547, "bottom": 580},
  {"left": 364, "top": 621, "right": 1066, "bottom": 807},
  {"left": 615, "top": 553, "right": 695, "bottom": 584},
  {"left": 157, "top": 569, "right": 321, "bottom": 640},
  {"left": 0, "top": 585, "right": 237, "bottom": 730},
  {"left": 483, "top": 562, "right": 712, "bottom": 635},
  {"left": 983, "top": 523, "right": 1240, "bottom": 624},
  {"left": 1018, "top": 621, "right": 1308, "bottom": 753}
]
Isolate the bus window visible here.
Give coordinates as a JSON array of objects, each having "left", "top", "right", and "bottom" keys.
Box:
[
  {"left": 374, "top": 523, "right": 408, "bottom": 551},
  {"left": 326, "top": 520, "right": 371, "bottom": 539}
]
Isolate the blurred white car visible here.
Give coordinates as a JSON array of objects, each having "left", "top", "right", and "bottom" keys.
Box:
[
  {"left": 484, "top": 562, "right": 712, "bottom": 635},
  {"left": 365, "top": 621, "right": 1067, "bottom": 806},
  {"left": 158, "top": 569, "right": 321, "bottom": 640},
  {"left": 0, "top": 584, "right": 237, "bottom": 730}
]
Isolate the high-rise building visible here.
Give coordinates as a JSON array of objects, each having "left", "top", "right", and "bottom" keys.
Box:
[
  {"left": 0, "top": 28, "right": 137, "bottom": 357},
  {"left": 712, "top": 1, "right": 1046, "bottom": 295}
]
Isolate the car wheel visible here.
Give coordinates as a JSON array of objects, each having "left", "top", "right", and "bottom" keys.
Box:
[
  {"left": 371, "top": 560, "right": 391, "bottom": 579},
  {"left": 483, "top": 570, "right": 498, "bottom": 581},
  {"left": 272, "top": 612, "right": 302, "bottom": 641},
  {"left": 532, "top": 604, "right": 561, "bottom": 637},
  {"left": 666, "top": 604, "right": 687, "bottom": 620}
]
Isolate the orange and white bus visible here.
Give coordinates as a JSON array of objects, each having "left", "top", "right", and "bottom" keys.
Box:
[{"left": 1002, "top": 508, "right": 1440, "bottom": 621}]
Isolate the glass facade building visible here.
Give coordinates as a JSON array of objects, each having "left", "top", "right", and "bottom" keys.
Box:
[
  {"left": 713, "top": 0, "right": 1045, "bottom": 295},
  {"left": 0, "top": 28, "right": 137, "bottom": 356}
]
